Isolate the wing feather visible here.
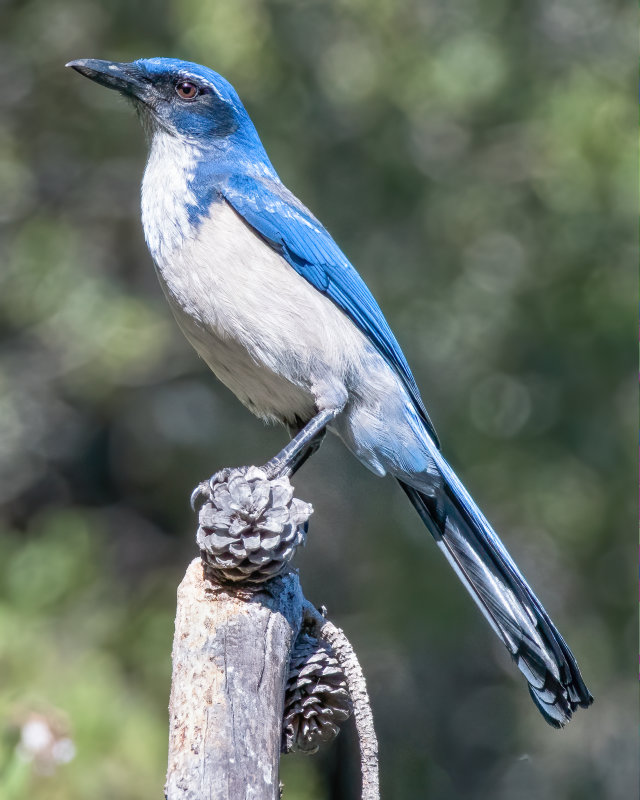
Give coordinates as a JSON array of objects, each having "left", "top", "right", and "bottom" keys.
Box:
[{"left": 221, "top": 173, "right": 439, "bottom": 445}]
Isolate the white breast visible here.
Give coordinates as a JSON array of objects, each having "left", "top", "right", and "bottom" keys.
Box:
[
  {"left": 146, "top": 196, "right": 375, "bottom": 424},
  {"left": 141, "top": 130, "right": 202, "bottom": 262}
]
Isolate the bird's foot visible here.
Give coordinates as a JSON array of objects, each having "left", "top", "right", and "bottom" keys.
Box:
[
  {"left": 190, "top": 459, "right": 290, "bottom": 511},
  {"left": 190, "top": 409, "right": 337, "bottom": 509},
  {"left": 190, "top": 467, "right": 235, "bottom": 510},
  {"left": 261, "top": 455, "right": 289, "bottom": 480}
]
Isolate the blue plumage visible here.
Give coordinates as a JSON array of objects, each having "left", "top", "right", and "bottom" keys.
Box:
[
  {"left": 67, "top": 56, "right": 592, "bottom": 728},
  {"left": 133, "top": 57, "right": 438, "bottom": 439},
  {"left": 220, "top": 172, "right": 440, "bottom": 444}
]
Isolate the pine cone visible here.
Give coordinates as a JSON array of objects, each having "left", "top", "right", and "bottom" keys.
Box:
[
  {"left": 197, "top": 466, "right": 312, "bottom": 585},
  {"left": 282, "top": 633, "right": 352, "bottom": 755}
]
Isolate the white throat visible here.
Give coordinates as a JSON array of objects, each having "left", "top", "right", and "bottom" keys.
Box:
[{"left": 141, "top": 129, "right": 202, "bottom": 263}]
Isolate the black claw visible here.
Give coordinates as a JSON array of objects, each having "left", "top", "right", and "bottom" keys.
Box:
[
  {"left": 191, "top": 468, "right": 238, "bottom": 511},
  {"left": 190, "top": 482, "right": 208, "bottom": 511},
  {"left": 209, "top": 467, "right": 233, "bottom": 491}
]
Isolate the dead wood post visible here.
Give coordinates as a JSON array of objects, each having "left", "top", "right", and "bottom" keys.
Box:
[
  {"left": 165, "top": 466, "right": 379, "bottom": 800},
  {"left": 165, "top": 560, "right": 304, "bottom": 800}
]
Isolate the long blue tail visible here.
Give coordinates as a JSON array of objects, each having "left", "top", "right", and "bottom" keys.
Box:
[{"left": 398, "top": 444, "right": 593, "bottom": 727}]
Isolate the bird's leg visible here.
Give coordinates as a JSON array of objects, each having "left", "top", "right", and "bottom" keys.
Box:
[
  {"left": 190, "top": 408, "right": 340, "bottom": 509},
  {"left": 283, "top": 426, "right": 327, "bottom": 478},
  {"left": 263, "top": 408, "right": 340, "bottom": 479}
]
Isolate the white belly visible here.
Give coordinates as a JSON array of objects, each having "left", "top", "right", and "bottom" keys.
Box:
[{"left": 148, "top": 200, "right": 369, "bottom": 424}]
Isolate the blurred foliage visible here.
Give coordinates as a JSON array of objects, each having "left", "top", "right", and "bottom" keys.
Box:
[{"left": 0, "top": 0, "right": 635, "bottom": 798}]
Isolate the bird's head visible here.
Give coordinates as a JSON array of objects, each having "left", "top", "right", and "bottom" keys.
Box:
[{"left": 66, "top": 57, "right": 255, "bottom": 146}]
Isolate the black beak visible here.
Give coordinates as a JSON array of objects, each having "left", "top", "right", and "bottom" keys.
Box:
[{"left": 66, "top": 59, "right": 151, "bottom": 101}]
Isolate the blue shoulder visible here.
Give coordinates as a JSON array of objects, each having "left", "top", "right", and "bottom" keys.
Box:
[{"left": 221, "top": 172, "right": 439, "bottom": 446}]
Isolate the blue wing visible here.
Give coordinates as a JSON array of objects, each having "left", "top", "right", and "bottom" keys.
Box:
[{"left": 221, "top": 172, "right": 439, "bottom": 446}]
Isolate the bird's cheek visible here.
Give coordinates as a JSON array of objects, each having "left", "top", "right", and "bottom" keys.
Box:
[{"left": 148, "top": 101, "right": 177, "bottom": 128}]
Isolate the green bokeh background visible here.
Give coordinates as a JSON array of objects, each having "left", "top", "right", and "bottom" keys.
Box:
[{"left": 0, "top": 1, "right": 635, "bottom": 798}]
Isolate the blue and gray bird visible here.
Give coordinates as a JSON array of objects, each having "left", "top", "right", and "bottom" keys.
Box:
[{"left": 67, "top": 57, "right": 592, "bottom": 727}]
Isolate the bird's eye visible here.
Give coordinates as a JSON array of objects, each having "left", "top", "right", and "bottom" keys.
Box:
[{"left": 175, "top": 81, "right": 199, "bottom": 101}]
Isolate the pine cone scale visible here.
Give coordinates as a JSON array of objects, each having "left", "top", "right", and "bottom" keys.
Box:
[
  {"left": 196, "top": 467, "right": 313, "bottom": 585},
  {"left": 282, "top": 633, "right": 352, "bottom": 755}
]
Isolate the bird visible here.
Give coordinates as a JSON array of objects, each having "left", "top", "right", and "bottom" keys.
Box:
[{"left": 66, "top": 56, "right": 592, "bottom": 727}]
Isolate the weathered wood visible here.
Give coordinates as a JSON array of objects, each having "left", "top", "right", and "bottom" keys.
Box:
[
  {"left": 303, "top": 602, "right": 379, "bottom": 800},
  {"left": 165, "top": 558, "right": 304, "bottom": 800}
]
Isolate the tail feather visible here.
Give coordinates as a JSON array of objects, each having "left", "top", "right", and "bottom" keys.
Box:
[{"left": 398, "top": 447, "right": 593, "bottom": 727}]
